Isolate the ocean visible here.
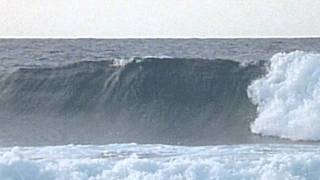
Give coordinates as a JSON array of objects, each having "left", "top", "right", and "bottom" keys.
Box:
[{"left": 0, "top": 38, "right": 320, "bottom": 179}]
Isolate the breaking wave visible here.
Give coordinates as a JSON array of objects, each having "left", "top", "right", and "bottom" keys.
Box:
[
  {"left": 1, "top": 51, "right": 319, "bottom": 145},
  {"left": 248, "top": 51, "right": 320, "bottom": 141}
]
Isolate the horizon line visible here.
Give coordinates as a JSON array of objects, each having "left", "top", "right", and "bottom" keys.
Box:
[{"left": 1, "top": 35, "right": 320, "bottom": 39}]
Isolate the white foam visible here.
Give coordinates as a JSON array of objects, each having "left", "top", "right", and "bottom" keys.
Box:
[
  {"left": 248, "top": 51, "right": 320, "bottom": 140},
  {"left": 111, "top": 56, "right": 172, "bottom": 67},
  {"left": 111, "top": 57, "right": 136, "bottom": 67},
  {"left": 0, "top": 144, "right": 320, "bottom": 180}
]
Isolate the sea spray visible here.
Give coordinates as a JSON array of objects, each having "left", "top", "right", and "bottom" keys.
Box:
[{"left": 248, "top": 51, "right": 320, "bottom": 140}]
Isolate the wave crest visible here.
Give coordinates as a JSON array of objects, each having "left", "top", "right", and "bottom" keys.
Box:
[{"left": 111, "top": 56, "right": 173, "bottom": 67}]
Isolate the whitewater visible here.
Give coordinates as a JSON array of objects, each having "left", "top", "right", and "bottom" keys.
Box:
[
  {"left": 1, "top": 39, "right": 320, "bottom": 179},
  {"left": 249, "top": 51, "right": 320, "bottom": 141},
  {"left": 1, "top": 144, "right": 320, "bottom": 180}
]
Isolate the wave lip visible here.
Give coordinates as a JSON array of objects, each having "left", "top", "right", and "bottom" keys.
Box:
[
  {"left": 248, "top": 51, "right": 320, "bottom": 141},
  {"left": 110, "top": 56, "right": 173, "bottom": 67}
]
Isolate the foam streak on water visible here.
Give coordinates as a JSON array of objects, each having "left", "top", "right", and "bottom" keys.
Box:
[{"left": 0, "top": 144, "right": 320, "bottom": 180}]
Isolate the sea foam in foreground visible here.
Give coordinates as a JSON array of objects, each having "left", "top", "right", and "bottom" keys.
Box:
[{"left": 1, "top": 144, "right": 320, "bottom": 180}]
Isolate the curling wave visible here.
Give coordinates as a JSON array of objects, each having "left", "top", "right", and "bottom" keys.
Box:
[
  {"left": 0, "top": 57, "right": 264, "bottom": 146},
  {"left": 2, "top": 51, "right": 318, "bottom": 145}
]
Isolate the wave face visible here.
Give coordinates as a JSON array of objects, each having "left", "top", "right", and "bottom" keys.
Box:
[
  {"left": 248, "top": 51, "right": 320, "bottom": 141},
  {"left": 0, "top": 58, "right": 265, "bottom": 146}
]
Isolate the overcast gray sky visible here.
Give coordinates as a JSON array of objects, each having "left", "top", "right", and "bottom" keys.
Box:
[{"left": 0, "top": 0, "right": 320, "bottom": 38}]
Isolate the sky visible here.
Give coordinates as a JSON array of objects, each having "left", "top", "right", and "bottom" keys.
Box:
[{"left": 0, "top": 0, "right": 320, "bottom": 38}]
